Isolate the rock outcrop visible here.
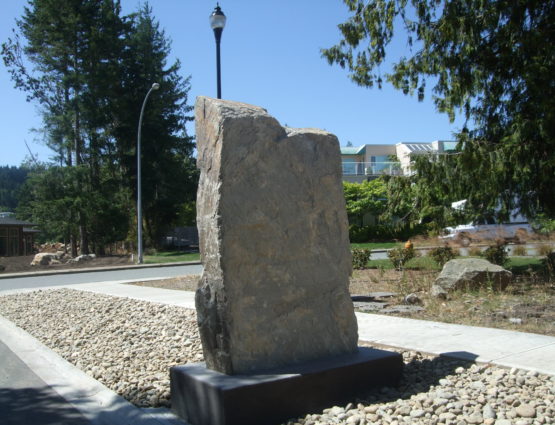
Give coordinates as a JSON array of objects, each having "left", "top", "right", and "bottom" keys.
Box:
[{"left": 195, "top": 97, "right": 358, "bottom": 375}]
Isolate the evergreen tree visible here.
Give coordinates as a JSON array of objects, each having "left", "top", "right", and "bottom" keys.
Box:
[
  {"left": 324, "top": 0, "right": 555, "bottom": 220},
  {"left": 112, "top": 4, "right": 197, "bottom": 247},
  {"left": 3, "top": 1, "right": 197, "bottom": 253},
  {"left": 2, "top": 0, "right": 127, "bottom": 254},
  {"left": 0, "top": 166, "right": 28, "bottom": 211}
]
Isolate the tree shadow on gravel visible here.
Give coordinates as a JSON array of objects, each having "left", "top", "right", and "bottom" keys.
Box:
[{"left": 352, "top": 350, "right": 479, "bottom": 405}]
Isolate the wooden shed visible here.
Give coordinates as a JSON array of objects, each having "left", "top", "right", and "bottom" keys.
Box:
[{"left": 0, "top": 216, "right": 39, "bottom": 256}]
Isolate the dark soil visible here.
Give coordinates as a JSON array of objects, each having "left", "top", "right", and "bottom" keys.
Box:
[{"left": 0, "top": 255, "right": 133, "bottom": 274}]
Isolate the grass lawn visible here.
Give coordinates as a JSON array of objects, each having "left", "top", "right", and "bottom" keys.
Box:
[
  {"left": 506, "top": 256, "right": 544, "bottom": 274},
  {"left": 350, "top": 242, "right": 402, "bottom": 250},
  {"left": 144, "top": 251, "right": 200, "bottom": 264},
  {"left": 366, "top": 256, "right": 441, "bottom": 270}
]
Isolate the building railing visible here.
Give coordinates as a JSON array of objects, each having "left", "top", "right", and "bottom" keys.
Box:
[{"left": 342, "top": 162, "right": 403, "bottom": 176}]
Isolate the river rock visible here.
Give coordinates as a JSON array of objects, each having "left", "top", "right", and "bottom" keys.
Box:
[
  {"left": 515, "top": 404, "right": 536, "bottom": 418},
  {"left": 194, "top": 97, "right": 358, "bottom": 374},
  {"left": 432, "top": 258, "right": 512, "bottom": 298}
]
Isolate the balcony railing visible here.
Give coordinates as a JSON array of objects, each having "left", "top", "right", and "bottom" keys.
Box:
[{"left": 342, "top": 162, "right": 403, "bottom": 176}]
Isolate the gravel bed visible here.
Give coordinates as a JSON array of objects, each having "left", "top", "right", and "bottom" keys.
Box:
[
  {"left": 0, "top": 288, "right": 201, "bottom": 407},
  {"left": 1, "top": 289, "right": 555, "bottom": 425}
]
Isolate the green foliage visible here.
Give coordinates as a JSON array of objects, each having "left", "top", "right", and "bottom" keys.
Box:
[
  {"left": 351, "top": 248, "right": 371, "bottom": 269},
  {"left": 428, "top": 246, "right": 456, "bottom": 267},
  {"left": 110, "top": 4, "right": 197, "bottom": 246},
  {"left": 343, "top": 179, "right": 426, "bottom": 241},
  {"left": 325, "top": 0, "right": 555, "bottom": 220},
  {"left": 531, "top": 215, "right": 555, "bottom": 235},
  {"left": 0, "top": 166, "right": 28, "bottom": 211},
  {"left": 482, "top": 244, "right": 509, "bottom": 266},
  {"left": 348, "top": 223, "right": 426, "bottom": 243},
  {"left": 387, "top": 246, "right": 417, "bottom": 270},
  {"left": 343, "top": 179, "right": 387, "bottom": 225}
]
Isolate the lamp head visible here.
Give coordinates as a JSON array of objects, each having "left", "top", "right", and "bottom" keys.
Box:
[
  {"left": 152, "top": 83, "right": 160, "bottom": 90},
  {"left": 209, "top": 3, "right": 226, "bottom": 30}
]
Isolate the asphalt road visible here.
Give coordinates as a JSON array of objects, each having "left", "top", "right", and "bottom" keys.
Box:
[
  {"left": 0, "top": 340, "right": 92, "bottom": 425},
  {"left": 0, "top": 264, "right": 203, "bottom": 292}
]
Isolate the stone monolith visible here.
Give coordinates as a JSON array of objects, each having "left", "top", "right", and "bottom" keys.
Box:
[{"left": 195, "top": 97, "right": 358, "bottom": 375}]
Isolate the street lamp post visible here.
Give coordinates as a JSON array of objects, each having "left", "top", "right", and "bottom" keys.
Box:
[
  {"left": 137, "top": 82, "right": 160, "bottom": 264},
  {"left": 210, "top": 3, "right": 226, "bottom": 99}
]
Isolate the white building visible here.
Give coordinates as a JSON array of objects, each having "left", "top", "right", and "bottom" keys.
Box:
[{"left": 341, "top": 140, "right": 457, "bottom": 182}]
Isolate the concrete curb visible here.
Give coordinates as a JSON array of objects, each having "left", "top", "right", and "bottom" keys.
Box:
[
  {"left": 0, "top": 261, "right": 201, "bottom": 280},
  {"left": 0, "top": 315, "right": 187, "bottom": 425}
]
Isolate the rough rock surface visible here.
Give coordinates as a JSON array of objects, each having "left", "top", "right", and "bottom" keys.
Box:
[
  {"left": 432, "top": 258, "right": 512, "bottom": 298},
  {"left": 195, "top": 97, "right": 358, "bottom": 374}
]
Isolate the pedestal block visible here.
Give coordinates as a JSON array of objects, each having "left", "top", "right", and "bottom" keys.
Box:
[{"left": 170, "top": 347, "right": 403, "bottom": 425}]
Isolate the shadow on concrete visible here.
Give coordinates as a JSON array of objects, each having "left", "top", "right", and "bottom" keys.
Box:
[{"left": 0, "top": 386, "right": 90, "bottom": 425}]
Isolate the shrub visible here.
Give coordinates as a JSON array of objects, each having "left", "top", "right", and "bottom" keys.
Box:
[
  {"left": 352, "top": 248, "right": 371, "bottom": 269},
  {"left": 512, "top": 245, "right": 527, "bottom": 256},
  {"left": 482, "top": 244, "right": 508, "bottom": 266},
  {"left": 537, "top": 244, "right": 554, "bottom": 257},
  {"left": 428, "top": 246, "right": 456, "bottom": 267},
  {"left": 388, "top": 246, "right": 417, "bottom": 270},
  {"left": 468, "top": 246, "right": 482, "bottom": 256},
  {"left": 349, "top": 225, "right": 372, "bottom": 243}
]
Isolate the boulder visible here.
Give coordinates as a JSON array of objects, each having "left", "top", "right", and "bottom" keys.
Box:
[
  {"left": 30, "top": 253, "right": 57, "bottom": 266},
  {"left": 195, "top": 97, "right": 358, "bottom": 375},
  {"left": 432, "top": 258, "right": 512, "bottom": 298},
  {"left": 69, "top": 254, "right": 96, "bottom": 263}
]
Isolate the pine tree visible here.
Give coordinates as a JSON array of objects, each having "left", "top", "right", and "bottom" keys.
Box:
[{"left": 112, "top": 4, "right": 197, "bottom": 247}]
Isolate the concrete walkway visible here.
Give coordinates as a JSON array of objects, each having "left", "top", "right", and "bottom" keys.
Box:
[{"left": 1, "top": 281, "right": 554, "bottom": 424}]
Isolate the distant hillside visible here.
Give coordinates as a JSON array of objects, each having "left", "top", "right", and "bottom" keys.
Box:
[{"left": 0, "top": 165, "right": 28, "bottom": 211}]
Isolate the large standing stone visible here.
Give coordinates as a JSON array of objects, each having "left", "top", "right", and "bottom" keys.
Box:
[
  {"left": 194, "top": 97, "right": 358, "bottom": 375},
  {"left": 432, "top": 258, "right": 512, "bottom": 298}
]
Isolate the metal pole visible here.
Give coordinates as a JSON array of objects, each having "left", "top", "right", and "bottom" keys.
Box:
[
  {"left": 214, "top": 28, "right": 223, "bottom": 99},
  {"left": 137, "top": 83, "right": 159, "bottom": 264}
]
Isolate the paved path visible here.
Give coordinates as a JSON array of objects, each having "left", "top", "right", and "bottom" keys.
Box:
[
  {"left": 0, "top": 263, "right": 203, "bottom": 292},
  {"left": 2, "top": 279, "right": 555, "bottom": 425}
]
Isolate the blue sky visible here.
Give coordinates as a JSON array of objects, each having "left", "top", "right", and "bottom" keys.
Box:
[{"left": 0, "top": 0, "right": 465, "bottom": 167}]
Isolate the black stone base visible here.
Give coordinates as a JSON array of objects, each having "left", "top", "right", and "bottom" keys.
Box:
[{"left": 170, "top": 347, "right": 403, "bottom": 425}]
